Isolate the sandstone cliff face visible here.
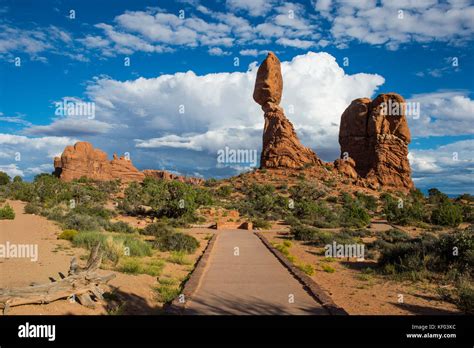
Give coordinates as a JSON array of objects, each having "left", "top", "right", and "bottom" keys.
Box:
[
  {"left": 54, "top": 142, "right": 145, "bottom": 182},
  {"left": 254, "top": 52, "right": 320, "bottom": 169},
  {"left": 338, "top": 93, "right": 413, "bottom": 189},
  {"left": 54, "top": 142, "right": 204, "bottom": 184}
]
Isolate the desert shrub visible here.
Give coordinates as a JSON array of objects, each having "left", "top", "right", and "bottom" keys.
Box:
[
  {"left": 167, "top": 251, "right": 192, "bottom": 265},
  {"left": 455, "top": 280, "right": 474, "bottom": 314},
  {"left": 72, "top": 231, "right": 106, "bottom": 249},
  {"left": 377, "top": 228, "right": 473, "bottom": 279},
  {"left": 297, "top": 263, "right": 315, "bottom": 275},
  {"left": 283, "top": 240, "right": 292, "bottom": 248},
  {"left": 115, "top": 235, "right": 153, "bottom": 257},
  {"left": 289, "top": 182, "right": 326, "bottom": 202},
  {"left": 431, "top": 228, "right": 473, "bottom": 274},
  {"left": 0, "top": 203, "right": 15, "bottom": 219},
  {"left": 461, "top": 204, "right": 474, "bottom": 223},
  {"left": 153, "top": 284, "right": 180, "bottom": 303},
  {"left": 355, "top": 192, "right": 377, "bottom": 211},
  {"left": 73, "top": 204, "right": 115, "bottom": 220},
  {"left": 154, "top": 232, "right": 199, "bottom": 253},
  {"left": 42, "top": 206, "right": 66, "bottom": 221},
  {"left": 106, "top": 221, "right": 134, "bottom": 233},
  {"left": 321, "top": 264, "right": 335, "bottom": 273},
  {"left": 63, "top": 212, "right": 106, "bottom": 231},
  {"left": 340, "top": 228, "right": 372, "bottom": 238},
  {"left": 119, "top": 182, "right": 144, "bottom": 214},
  {"left": 428, "top": 188, "right": 449, "bottom": 204},
  {"left": 380, "top": 229, "right": 411, "bottom": 243},
  {"left": 0, "top": 172, "right": 10, "bottom": 185},
  {"left": 291, "top": 224, "right": 319, "bottom": 241},
  {"left": 431, "top": 201, "right": 463, "bottom": 227},
  {"left": 142, "top": 221, "right": 175, "bottom": 237},
  {"left": 204, "top": 178, "right": 218, "bottom": 187},
  {"left": 381, "top": 194, "right": 427, "bottom": 225},
  {"left": 12, "top": 176, "right": 22, "bottom": 183},
  {"left": 252, "top": 218, "right": 272, "bottom": 229},
  {"left": 340, "top": 203, "right": 370, "bottom": 228},
  {"left": 118, "top": 258, "right": 165, "bottom": 276},
  {"left": 73, "top": 232, "right": 152, "bottom": 261},
  {"left": 216, "top": 185, "right": 233, "bottom": 198},
  {"left": 24, "top": 202, "right": 41, "bottom": 215},
  {"left": 291, "top": 225, "right": 334, "bottom": 246},
  {"left": 59, "top": 229, "right": 79, "bottom": 241},
  {"left": 235, "top": 183, "right": 288, "bottom": 219},
  {"left": 378, "top": 242, "right": 426, "bottom": 274}
]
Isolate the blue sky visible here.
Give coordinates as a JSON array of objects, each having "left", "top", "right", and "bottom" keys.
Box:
[{"left": 0, "top": 0, "right": 473, "bottom": 195}]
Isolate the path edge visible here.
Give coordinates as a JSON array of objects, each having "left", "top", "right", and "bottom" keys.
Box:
[
  {"left": 163, "top": 232, "right": 218, "bottom": 315},
  {"left": 254, "top": 231, "right": 348, "bottom": 315}
]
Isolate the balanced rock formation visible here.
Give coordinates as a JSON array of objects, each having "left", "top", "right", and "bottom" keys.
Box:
[
  {"left": 338, "top": 93, "right": 413, "bottom": 189},
  {"left": 254, "top": 52, "right": 321, "bottom": 169},
  {"left": 53, "top": 142, "right": 145, "bottom": 182}
]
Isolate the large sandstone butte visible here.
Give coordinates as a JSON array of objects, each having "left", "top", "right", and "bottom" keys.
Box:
[
  {"left": 337, "top": 93, "right": 413, "bottom": 189},
  {"left": 254, "top": 52, "right": 321, "bottom": 169},
  {"left": 54, "top": 142, "right": 145, "bottom": 182}
]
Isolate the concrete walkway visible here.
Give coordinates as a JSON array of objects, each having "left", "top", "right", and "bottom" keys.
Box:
[{"left": 185, "top": 229, "right": 328, "bottom": 315}]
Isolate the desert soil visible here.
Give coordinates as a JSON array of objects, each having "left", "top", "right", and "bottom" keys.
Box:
[
  {"left": 262, "top": 224, "right": 461, "bottom": 315},
  {"left": 0, "top": 200, "right": 212, "bottom": 315}
]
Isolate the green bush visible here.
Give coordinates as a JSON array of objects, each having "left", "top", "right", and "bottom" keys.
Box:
[
  {"left": 107, "top": 221, "right": 134, "bottom": 233},
  {"left": 216, "top": 185, "right": 233, "bottom": 198},
  {"left": 24, "top": 202, "right": 41, "bottom": 215},
  {"left": 0, "top": 172, "right": 10, "bottom": 185},
  {"left": 291, "top": 225, "right": 320, "bottom": 241},
  {"left": 118, "top": 258, "right": 165, "bottom": 276},
  {"left": 154, "top": 232, "right": 199, "bottom": 253},
  {"left": 382, "top": 194, "right": 427, "bottom": 225},
  {"left": 377, "top": 228, "right": 473, "bottom": 278},
  {"left": 455, "top": 280, "right": 474, "bottom": 314},
  {"left": 12, "top": 176, "right": 22, "bottom": 183},
  {"left": 297, "top": 263, "right": 315, "bottom": 275},
  {"left": 167, "top": 251, "right": 192, "bottom": 265},
  {"left": 142, "top": 221, "right": 174, "bottom": 237},
  {"left": 235, "top": 183, "right": 289, "bottom": 219},
  {"left": 378, "top": 242, "right": 426, "bottom": 274},
  {"left": 355, "top": 192, "right": 377, "bottom": 211},
  {"left": 341, "top": 203, "right": 370, "bottom": 228},
  {"left": 252, "top": 218, "right": 272, "bottom": 229},
  {"left": 431, "top": 201, "right": 463, "bottom": 227},
  {"left": 59, "top": 229, "right": 79, "bottom": 241},
  {"left": 153, "top": 284, "right": 180, "bottom": 303},
  {"left": 290, "top": 225, "right": 335, "bottom": 246},
  {"left": 72, "top": 232, "right": 152, "bottom": 261},
  {"left": 0, "top": 203, "right": 15, "bottom": 219},
  {"left": 63, "top": 213, "right": 106, "bottom": 231}
]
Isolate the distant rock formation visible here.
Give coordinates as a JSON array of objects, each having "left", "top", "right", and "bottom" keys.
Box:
[
  {"left": 143, "top": 170, "right": 204, "bottom": 185},
  {"left": 53, "top": 142, "right": 204, "bottom": 185},
  {"left": 254, "top": 52, "right": 321, "bottom": 169},
  {"left": 338, "top": 93, "right": 413, "bottom": 189},
  {"left": 53, "top": 142, "right": 145, "bottom": 182}
]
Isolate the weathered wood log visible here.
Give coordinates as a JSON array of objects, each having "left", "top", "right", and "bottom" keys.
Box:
[{"left": 0, "top": 243, "right": 115, "bottom": 314}]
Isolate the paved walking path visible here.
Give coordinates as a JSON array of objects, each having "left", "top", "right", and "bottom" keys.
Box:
[{"left": 185, "top": 229, "right": 328, "bottom": 315}]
